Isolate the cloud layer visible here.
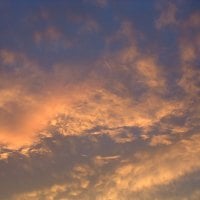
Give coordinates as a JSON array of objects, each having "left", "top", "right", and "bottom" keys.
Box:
[{"left": 0, "top": 0, "right": 199, "bottom": 199}]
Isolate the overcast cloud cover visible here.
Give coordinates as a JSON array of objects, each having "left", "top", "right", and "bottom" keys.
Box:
[{"left": 0, "top": 0, "right": 200, "bottom": 199}]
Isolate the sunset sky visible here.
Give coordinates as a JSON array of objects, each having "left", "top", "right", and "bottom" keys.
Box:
[{"left": 0, "top": 0, "right": 200, "bottom": 199}]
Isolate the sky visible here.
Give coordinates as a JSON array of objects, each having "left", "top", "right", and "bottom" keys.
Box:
[{"left": 0, "top": 0, "right": 200, "bottom": 199}]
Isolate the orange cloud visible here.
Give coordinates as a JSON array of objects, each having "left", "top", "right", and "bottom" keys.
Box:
[
  {"left": 0, "top": 22, "right": 185, "bottom": 149},
  {"left": 0, "top": 13, "right": 198, "bottom": 150},
  {"left": 95, "top": 134, "right": 200, "bottom": 199},
  {"left": 150, "top": 134, "right": 172, "bottom": 146},
  {"left": 10, "top": 133, "right": 200, "bottom": 200}
]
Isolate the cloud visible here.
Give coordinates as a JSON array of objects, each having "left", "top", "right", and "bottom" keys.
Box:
[
  {"left": 33, "top": 26, "right": 73, "bottom": 49},
  {"left": 0, "top": 50, "right": 102, "bottom": 147},
  {"left": 150, "top": 134, "right": 172, "bottom": 146},
  {"left": 0, "top": 1, "right": 200, "bottom": 199},
  {"left": 0, "top": 15, "right": 192, "bottom": 149},
  {"left": 2, "top": 132, "right": 199, "bottom": 200},
  {"left": 155, "top": 2, "right": 178, "bottom": 29},
  {"left": 95, "top": 134, "right": 200, "bottom": 199},
  {"left": 179, "top": 11, "right": 200, "bottom": 63}
]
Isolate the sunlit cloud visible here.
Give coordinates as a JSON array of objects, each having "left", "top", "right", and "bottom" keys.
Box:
[{"left": 0, "top": 0, "right": 199, "bottom": 199}]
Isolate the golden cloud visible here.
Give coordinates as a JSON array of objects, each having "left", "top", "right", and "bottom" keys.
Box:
[{"left": 94, "top": 134, "right": 200, "bottom": 199}]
